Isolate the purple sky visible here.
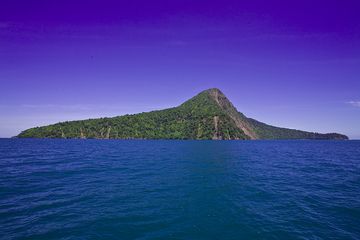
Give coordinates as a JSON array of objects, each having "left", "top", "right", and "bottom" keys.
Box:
[{"left": 1, "top": 0, "right": 359, "bottom": 138}]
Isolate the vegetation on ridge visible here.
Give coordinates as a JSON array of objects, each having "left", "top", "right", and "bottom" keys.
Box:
[
  {"left": 18, "top": 90, "right": 248, "bottom": 140},
  {"left": 17, "top": 88, "right": 348, "bottom": 140},
  {"left": 248, "top": 118, "right": 348, "bottom": 140}
]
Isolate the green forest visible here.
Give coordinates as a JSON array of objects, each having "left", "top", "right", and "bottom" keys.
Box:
[{"left": 17, "top": 89, "right": 348, "bottom": 140}]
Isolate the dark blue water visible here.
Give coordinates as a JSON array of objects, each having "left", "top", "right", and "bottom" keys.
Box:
[{"left": 0, "top": 139, "right": 359, "bottom": 240}]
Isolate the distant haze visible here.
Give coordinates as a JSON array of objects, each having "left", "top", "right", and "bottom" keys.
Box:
[{"left": 0, "top": 0, "right": 359, "bottom": 138}]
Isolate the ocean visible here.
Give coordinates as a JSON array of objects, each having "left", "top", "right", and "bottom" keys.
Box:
[{"left": 0, "top": 139, "right": 359, "bottom": 240}]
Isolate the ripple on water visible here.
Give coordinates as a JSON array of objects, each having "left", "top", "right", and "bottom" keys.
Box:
[{"left": 0, "top": 139, "right": 359, "bottom": 240}]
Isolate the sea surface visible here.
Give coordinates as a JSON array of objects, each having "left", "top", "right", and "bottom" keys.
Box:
[{"left": 0, "top": 139, "right": 359, "bottom": 240}]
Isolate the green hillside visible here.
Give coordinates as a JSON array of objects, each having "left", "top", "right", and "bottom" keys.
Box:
[{"left": 17, "top": 88, "right": 348, "bottom": 140}]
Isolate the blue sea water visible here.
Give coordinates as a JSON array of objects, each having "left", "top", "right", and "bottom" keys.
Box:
[{"left": 0, "top": 139, "right": 359, "bottom": 240}]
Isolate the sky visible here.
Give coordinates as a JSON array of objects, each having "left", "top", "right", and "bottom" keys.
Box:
[{"left": 0, "top": 0, "right": 359, "bottom": 138}]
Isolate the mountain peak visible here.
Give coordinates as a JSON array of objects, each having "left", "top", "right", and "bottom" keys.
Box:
[
  {"left": 201, "top": 88, "right": 259, "bottom": 139},
  {"left": 205, "top": 87, "right": 222, "bottom": 93},
  {"left": 205, "top": 88, "right": 229, "bottom": 107},
  {"left": 203, "top": 88, "right": 224, "bottom": 100}
]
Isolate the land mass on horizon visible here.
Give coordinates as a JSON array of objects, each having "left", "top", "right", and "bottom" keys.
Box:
[{"left": 17, "top": 88, "right": 348, "bottom": 140}]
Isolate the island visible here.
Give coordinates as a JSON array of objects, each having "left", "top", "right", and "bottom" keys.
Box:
[{"left": 17, "top": 88, "right": 348, "bottom": 140}]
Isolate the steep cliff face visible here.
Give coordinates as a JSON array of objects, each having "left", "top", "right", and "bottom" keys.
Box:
[
  {"left": 207, "top": 88, "right": 258, "bottom": 139},
  {"left": 17, "top": 88, "right": 348, "bottom": 140}
]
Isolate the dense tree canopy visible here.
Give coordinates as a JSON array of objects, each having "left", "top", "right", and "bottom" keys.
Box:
[{"left": 17, "top": 89, "right": 348, "bottom": 140}]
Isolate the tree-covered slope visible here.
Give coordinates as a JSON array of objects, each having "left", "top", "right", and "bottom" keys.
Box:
[
  {"left": 17, "top": 88, "right": 348, "bottom": 140},
  {"left": 247, "top": 118, "right": 348, "bottom": 140},
  {"left": 17, "top": 89, "right": 248, "bottom": 140}
]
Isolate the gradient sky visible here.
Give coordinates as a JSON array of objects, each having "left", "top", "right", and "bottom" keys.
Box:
[{"left": 1, "top": 0, "right": 359, "bottom": 138}]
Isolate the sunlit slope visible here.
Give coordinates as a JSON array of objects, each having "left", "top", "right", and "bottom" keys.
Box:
[{"left": 17, "top": 88, "right": 348, "bottom": 140}]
